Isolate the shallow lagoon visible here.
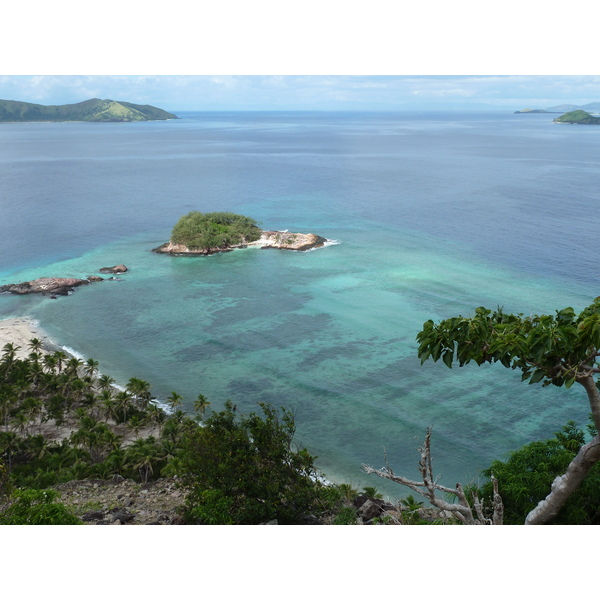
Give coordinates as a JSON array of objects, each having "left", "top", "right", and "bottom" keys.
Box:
[{"left": 0, "top": 111, "right": 597, "bottom": 496}]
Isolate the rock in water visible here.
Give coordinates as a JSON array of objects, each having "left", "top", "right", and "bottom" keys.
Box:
[
  {"left": 258, "top": 231, "right": 327, "bottom": 251},
  {"left": 0, "top": 276, "right": 101, "bottom": 296},
  {"left": 98, "top": 264, "right": 128, "bottom": 274}
]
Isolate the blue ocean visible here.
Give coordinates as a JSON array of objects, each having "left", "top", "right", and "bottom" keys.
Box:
[{"left": 0, "top": 111, "right": 598, "bottom": 496}]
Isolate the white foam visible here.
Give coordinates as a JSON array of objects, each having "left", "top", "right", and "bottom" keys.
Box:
[
  {"left": 60, "top": 345, "right": 86, "bottom": 361},
  {"left": 305, "top": 238, "right": 342, "bottom": 252}
]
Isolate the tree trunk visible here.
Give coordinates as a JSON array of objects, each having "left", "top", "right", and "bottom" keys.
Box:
[
  {"left": 525, "top": 435, "right": 600, "bottom": 524},
  {"left": 578, "top": 375, "right": 600, "bottom": 433},
  {"left": 524, "top": 375, "right": 600, "bottom": 524}
]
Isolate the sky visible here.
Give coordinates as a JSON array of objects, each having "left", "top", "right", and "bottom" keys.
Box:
[
  {"left": 3, "top": 74, "right": 600, "bottom": 112},
  {"left": 2, "top": 1, "right": 599, "bottom": 112}
]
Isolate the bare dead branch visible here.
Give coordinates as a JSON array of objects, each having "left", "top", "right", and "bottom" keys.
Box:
[{"left": 362, "top": 428, "right": 503, "bottom": 525}]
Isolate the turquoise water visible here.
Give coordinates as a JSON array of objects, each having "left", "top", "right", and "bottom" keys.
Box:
[{"left": 0, "top": 111, "right": 598, "bottom": 497}]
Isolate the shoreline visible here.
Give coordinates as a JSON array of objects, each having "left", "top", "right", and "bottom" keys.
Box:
[
  {"left": 0, "top": 315, "right": 171, "bottom": 413},
  {"left": 0, "top": 316, "right": 62, "bottom": 360},
  {"left": 0, "top": 315, "right": 343, "bottom": 488},
  {"left": 0, "top": 315, "right": 169, "bottom": 448}
]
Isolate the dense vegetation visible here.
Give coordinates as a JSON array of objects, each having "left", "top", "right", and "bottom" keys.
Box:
[
  {"left": 475, "top": 418, "right": 600, "bottom": 525},
  {"left": 5, "top": 297, "right": 600, "bottom": 524},
  {"left": 553, "top": 110, "right": 600, "bottom": 124},
  {"left": 170, "top": 211, "right": 262, "bottom": 251},
  {"left": 0, "top": 98, "right": 177, "bottom": 122},
  {"left": 178, "top": 401, "right": 337, "bottom": 524},
  {"left": 0, "top": 340, "right": 356, "bottom": 524}
]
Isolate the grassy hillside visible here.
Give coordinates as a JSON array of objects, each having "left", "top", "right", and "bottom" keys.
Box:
[{"left": 0, "top": 98, "right": 178, "bottom": 122}]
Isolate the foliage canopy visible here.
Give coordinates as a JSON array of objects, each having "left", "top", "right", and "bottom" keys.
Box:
[
  {"left": 416, "top": 297, "right": 600, "bottom": 524},
  {"left": 170, "top": 211, "right": 262, "bottom": 251},
  {"left": 0, "top": 488, "right": 81, "bottom": 525},
  {"left": 477, "top": 419, "right": 600, "bottom": 524},
  {"left": 416, "top": 298, "right": 600, "bottom": 398},
  {"left": 176, "top": 401, "right": 330, "bottom": 524}
]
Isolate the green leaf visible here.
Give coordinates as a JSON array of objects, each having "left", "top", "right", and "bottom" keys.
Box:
[
  {"left": 529, "top": 370, "right": 546, "bottom": 385},
  {"left": 442, "top": 350, "right": 453, "bottom": 368}
]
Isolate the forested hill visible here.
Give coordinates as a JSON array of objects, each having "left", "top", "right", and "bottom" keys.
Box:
[
  {"left": 553, "top": 110, "right": 600, "bottom": 125},
  {"left": 0, "top": 98, "right": 178, "bottom": 122}
]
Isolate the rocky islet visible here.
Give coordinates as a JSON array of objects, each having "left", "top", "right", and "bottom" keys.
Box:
[
  {"left": 0, "top": 265, "right": 129, "bottom": 297},
  {"left": 152, "top": 230, "right": 328, "bottom": 255}
]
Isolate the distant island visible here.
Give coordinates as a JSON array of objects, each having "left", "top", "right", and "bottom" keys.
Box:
[
  {"left": 514, "top": 102, "right": 600, "bottom": 115},
  {"left": 0, "top": 98, "right": 178, "bottom": 123},
  {"left": 152, "top": 211, "right": 328, "bottom": 255},
  {"left": 553, "top": 110, "right": 600, "bottom": 125},
  {"left": 513, "top": 108, "right": 561, "bottom": 114}
]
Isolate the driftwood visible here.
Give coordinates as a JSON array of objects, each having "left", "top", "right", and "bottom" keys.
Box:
[{"left": 362, "top": 428, "right": 503, "bottom": 525}]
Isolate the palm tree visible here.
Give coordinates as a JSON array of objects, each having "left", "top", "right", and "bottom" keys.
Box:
[
  {"left": 28, "top": 351, "right": 41, "bottom": 365},
  {"left": 26, "top": 434, "right": 50, "bottom": 461},
  {"left": 105, "top": 446, "right": 127, "bottom": 475},
  {"left": 126, "top": 377, "right": 153, "bottom": 410},
  {"left": 0, "top": 394, "right": 15, "bottom": 430},
  {"left": 11, "top": 411, "right": 30, "bottom": 437},
  {"left": 28, "top": 337, "right": 43, "bottom": 351},
  {"left": 160, "top": 417, "right": 183, "bottom": 442},
  {"left": 193, "top": 394, "right": 211, "bottom": 420},
  {"left": 97, "top": 374, "right": 115, "bottom": 393},
  {"left": 1, "top": 343, "right": 20, "bottom": 375},
  {"left": 26, "top": 361, "right": 44, "bottom": 388},
  {"left": 126, "top": 438, "right": 160, "bottom": 483},
  {"left": 99, "top": 391, "right": 117, "bottom": 423},
  {"left": 42, "top": 353, "right": 57, "bottom": 374},
  {"left": 166, "top": 391, "right": 183, "bottom": 413},
  {"left": 70, "top": 378, "right": 88, "bottom": 404},
  {"left": 146, "top": 402, "right": 167, "bottom": 434},
  {"left": 28, "top": 337, "right": 43, "bottom": 353},
  {"left": 84, "top": 358, "right": 99, "bottom": 379},
  {"left": 52, "top": 350, "right": 68, "bottom": 374},
  {"left": 65, "top": 357, "right": 83, "bottom": 377},
  {"left": 127, "top": 414, "right": 144, "bottom": 437},
  {"left": 24, "top": 396, "right": 44, "bottom": 434},
  {"left": 115, "top": 390, "right": 133, "bottom": 423}
]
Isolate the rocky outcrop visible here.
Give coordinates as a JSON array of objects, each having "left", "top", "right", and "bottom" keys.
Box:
[
  {"left": 152, "top": 241, "right": 234, "bottom": 256},
  {"left": 55, "top": 476, "right": 185, "bottom": 525},
  {"left": 0, "top": 276, "right": 101, "bottom": 296},
  {"left": 0, "top": 265, "right": 129, "bottom": 297},
  {"left": 98, "top": 264, "right": 128, "bottom": 274},
  {"left": 152, "top": 230, "right": 328, "bottom": 255},
  {"left": 256, "top": 231, "right": 327, "bottom": 251}
]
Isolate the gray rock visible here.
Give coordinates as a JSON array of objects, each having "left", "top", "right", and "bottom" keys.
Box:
[
  {"left": 357, "top": 499, "right": 383, "bottom": 521},
  {"left": 109, "top": 511, "right": 135, "bottom": 523},
  {"left": 81, "top": 510, "right": 105, "bottom": 521},
  {"left": 99, "top": 264, "right": 128, "bottom": 274}
]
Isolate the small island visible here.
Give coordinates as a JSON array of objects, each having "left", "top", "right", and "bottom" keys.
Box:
[
  {"left": 553, "top": 110, "right": 600, "bottom": 125},
  {"left": 152, "top": 211, "right": 328, "bottom": 255},
  {"left": 0, "top": 98, "right": 178, "bottom": 123},
  {"left": 513, "top": 108, "right": 553, "bottom": 114}
]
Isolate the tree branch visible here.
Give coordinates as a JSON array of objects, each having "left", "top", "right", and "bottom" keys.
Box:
[{"left": 362, "top": 429, "right": 502, "bottom": 525}]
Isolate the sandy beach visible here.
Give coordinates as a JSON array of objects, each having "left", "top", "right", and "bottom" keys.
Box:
[
  {"left": 0, "top": 315, "right": 164, "bottom": 446},
  {"left": 0, "top": 316, "right": 58, "bottom": 360}
]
